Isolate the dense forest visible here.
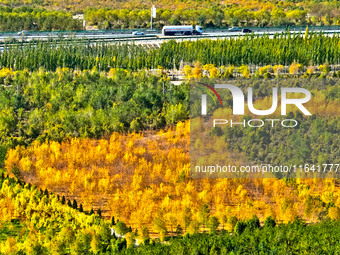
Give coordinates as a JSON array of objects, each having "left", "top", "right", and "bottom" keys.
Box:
[
  {"left": 0, "top": 66, "right": 338, "bottom": 153},
  {"left": 0, "top": 67, "right": 188, "bottom": 150},
  {"left": 1, "top": 173, "right": 340, "bottom": 254},
  {"left": 2, "top": 70, "right": 338, "bottom": 228}
]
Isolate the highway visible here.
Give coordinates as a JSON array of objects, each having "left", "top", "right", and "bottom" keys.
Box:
[{"left": 0, "top": 27, "right": 338, "bottom": 44}]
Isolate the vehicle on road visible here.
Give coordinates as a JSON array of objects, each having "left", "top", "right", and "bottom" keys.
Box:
[
  {"left": 228, "top": 27, "right": 241, "bottom": 32},
  {"left": 242, "top": 28, "right": 252, "bottom": 33},
  {"left": 162, "top": 25, "right": 203, "bottom": 36},
  {"left": 132, "top": 31, "right": 145, "bottom": 35},
  {"left": 17, "top": 30, "right": 29, "bottom": 36}
]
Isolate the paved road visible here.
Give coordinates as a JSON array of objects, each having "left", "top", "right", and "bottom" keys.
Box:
[{"left": 0, "top": 28, "right": 338, "bottom": 43}]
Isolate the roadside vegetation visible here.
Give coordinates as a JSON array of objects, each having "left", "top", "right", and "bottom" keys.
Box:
[{"left": 0, "top": 33, "right": 339, "bottom": 71}]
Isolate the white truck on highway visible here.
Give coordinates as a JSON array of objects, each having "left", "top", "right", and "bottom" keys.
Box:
[{"left": 162, "top": 25, "right": 203, "bottom": 36}]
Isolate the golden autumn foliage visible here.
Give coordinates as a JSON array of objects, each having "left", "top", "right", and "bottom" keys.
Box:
[
  {"left": 289, "top": 61, "right": 303, "bottom": 75},
  {"left": 329, "top": 207, "right": 340, "bottom": 220},
  {"left": 192, "top": 62, "right": 203, "bottom": 79},
  {"left": 4, "top": 120, "right": 340, "bottom": 233},
  {"left": 237, "top": 65, "right": 250, "bottom": 78}
]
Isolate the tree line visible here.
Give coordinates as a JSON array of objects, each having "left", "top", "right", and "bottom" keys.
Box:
[
  {"left": 0, "top": 6, "right": 82, "bottom": 31},
  {"left": 0, "top": 33, "right": 339, "bottom": 71},
  {"left": 0, "top": 0, "right": 338, "bottom": 29},
  {"left": 84, "top": 4, "right": 340, "bottom": 29},
  {"left": 121, "top": 218, "right": 340, "bottom": 254}
]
